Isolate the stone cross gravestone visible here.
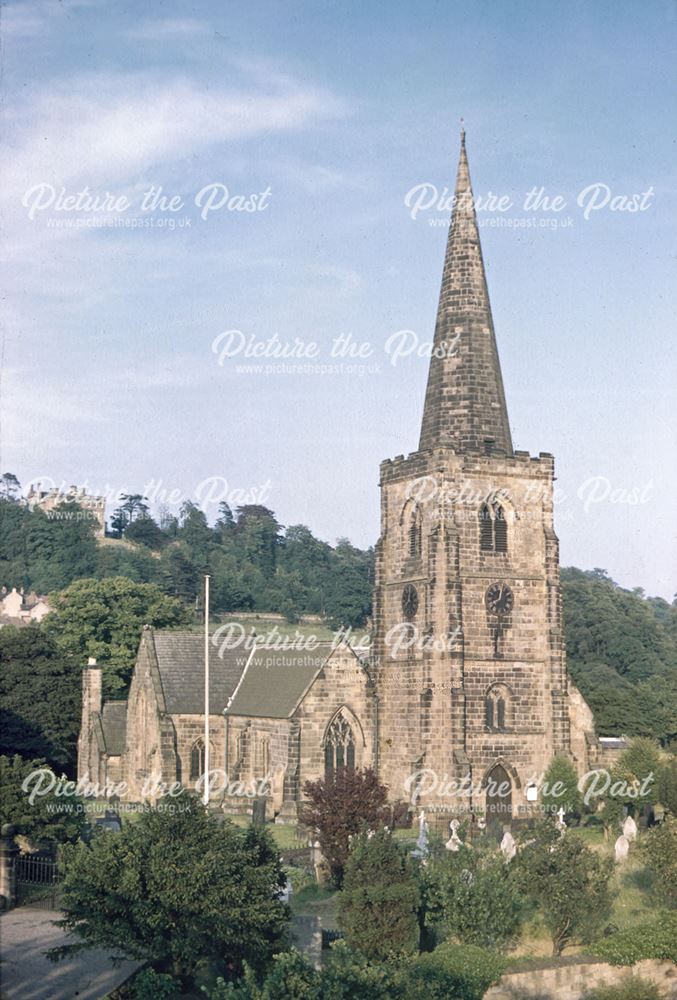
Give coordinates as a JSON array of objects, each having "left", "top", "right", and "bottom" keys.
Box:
[
  {"left": 445, "top": 818, "right": 463, "bottom": 852},
  {"left": 412, "top": 809, "right": 429, "bottom": 859}
]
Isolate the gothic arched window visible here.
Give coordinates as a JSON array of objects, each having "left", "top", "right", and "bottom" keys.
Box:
[
  {"left": 409, "top": 508, "right": 422, "bottom": 557},
  {"left": 190, "top": 738, "right": 206, "bottom": 781},
  {"left": 259, "top": 736, "right": 270, "bottom": 776},
  {"left": 479, "top": 502, "right": 508, "bottom": 554},
  {"left": 485, "top": 685, "right": 511, "bottom": 731},
  {"left": 493, "top": 504, "right": 508, "bottom": 552},
  {"left": 480, "top": 503, "right": 494, "bottom": 551},
  {"left": 324, "top": 714, "right": 356, "bottom": 776}
]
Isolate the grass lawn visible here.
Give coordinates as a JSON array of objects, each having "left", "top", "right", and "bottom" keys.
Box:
[{"left": 181, "top": 614, "right": 343, "bottom": 643}]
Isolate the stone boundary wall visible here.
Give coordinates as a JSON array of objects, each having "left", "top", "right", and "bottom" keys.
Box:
[{"left": 484, "top": 958, "right": 677, "bottom": 999}]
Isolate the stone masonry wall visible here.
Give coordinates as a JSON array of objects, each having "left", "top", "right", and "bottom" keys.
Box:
[{"left": 373, "top": 446, "right": 576, "bottom": 820}]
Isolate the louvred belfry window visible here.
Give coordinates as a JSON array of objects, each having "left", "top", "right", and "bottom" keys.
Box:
[{"left": 479, "top": 503, "right": 508, "bottom": 553}]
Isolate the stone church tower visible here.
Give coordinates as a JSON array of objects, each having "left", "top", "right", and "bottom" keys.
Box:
[{"left": 373, "top": 130, "right": 579, "bottom": 826}]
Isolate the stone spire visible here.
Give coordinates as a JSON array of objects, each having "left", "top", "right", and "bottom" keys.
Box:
[{"left": 418, "top": 129, "right": 513, "bottom": 455}]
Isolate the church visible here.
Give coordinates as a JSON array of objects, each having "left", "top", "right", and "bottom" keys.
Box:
[{"left": 79, "top": 132, "right": 608, "bottom": 827}]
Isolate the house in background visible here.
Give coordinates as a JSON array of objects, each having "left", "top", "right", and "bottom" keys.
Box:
[{"left": 0, "top": 587, "right": 51, "bottom": 626}]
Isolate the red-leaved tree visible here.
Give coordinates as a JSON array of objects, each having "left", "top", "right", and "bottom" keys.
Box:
[{"left": 299, "top": 767, "right": 389, "bottom": 886}]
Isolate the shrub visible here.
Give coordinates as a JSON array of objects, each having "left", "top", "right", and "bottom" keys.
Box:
[
  {"left": 255, "top": 950, "right": 323, "bottom": 999},
  {"left": 407, "top": 942, "right": 505, "bottom": 1000},
  {"left": 639, "top": 817, "right": 677, "bottom": 907},
  {"left": 298, "top": 767, "right": 389, "bottom": 886},
  {"left": 131, "top": 968, "right": 179, "bottom": 999},
  {"left": 206, "top": 942, "right": 505, "bottom": 1000},
  {"left": 583, "top": 976, "right": 660, "bottom": 1000},
  {"left": 338, "top": 828, "right": 420, "bottom": 959},
  {"left": 515, "top": 822, "right": 614, "bottom": 955},
  {"left": 0, "top": 754, "right": 88, "bottom": 847},
  {"left": 618, "top": 738, "right": 663, "bottom": 794},
  {"left": 655, "top": 757, "right": 677, "bottom": 815},
  {"left": 51, "top": 802, "right": 289, "bottom": 989},
  {"left": 591, "top": 913, "right": 677, "bottom": 966},
  {"left": 542, "top": 754, "right": 584, "bottom": 818},
  {"left": 321, "top": 943, "right": 405, "bottom": 999},
  {"left": 424, "top": 843, "right": 524, "bottom": 950}
]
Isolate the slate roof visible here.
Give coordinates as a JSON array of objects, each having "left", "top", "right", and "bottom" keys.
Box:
[
  {"left": 152, "top": 630, "right": 249, "bottom": 715},
  {"left": 100, "top": 701, "right": 127, "bottom": 755},
  {"left": 226, "top": 645, "right": 331, "bottom": 718}
]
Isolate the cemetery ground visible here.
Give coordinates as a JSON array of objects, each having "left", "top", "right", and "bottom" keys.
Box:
[
  {"left": 1, "top": 814, "right": 671, "bottom": 1000},
  {"left": 234, "top": 816, "right": 664, "bottom": 958}
]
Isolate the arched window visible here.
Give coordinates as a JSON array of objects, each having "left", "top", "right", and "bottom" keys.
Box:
[
  {"left": 479, "top": 502, "right": 508, "bottom": 554},
  {"left": 479, "top": 504, "right": 494, "bottom": 551},
  {"left": 420, "top": 688, "right": 433, "bottom": 740},
  {"left": 324, "top": 714, "right": 356, "bottom": 776},
  {"left": 190, "top": 738, "right": 206, "bottom": 781},
  {"left": 408, "top": 508, "right": 422, "bottom": 557},
  {"left": 494, "top": 505, "right": 508, "bottom": 552},
  {"left": 259, "top": 736, "right": 270, "bottom": 775},
  {"left": 485, "top": 685, "right": 511, "bottom": 731}
]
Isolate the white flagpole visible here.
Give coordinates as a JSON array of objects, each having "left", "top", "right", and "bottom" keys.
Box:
[{"left": 203, "top": 574, "right": 210, "bottom": 807}]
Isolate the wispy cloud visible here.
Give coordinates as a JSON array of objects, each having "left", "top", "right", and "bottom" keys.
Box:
[
  {"left": 4, "top": 71, "right": 351, "bottom": 199},
  {"left": 0, "top": 0, "right": 99, "bottom": 38},
  {"left": 124, "top": 17, "right": 214, "bottom": 41}
]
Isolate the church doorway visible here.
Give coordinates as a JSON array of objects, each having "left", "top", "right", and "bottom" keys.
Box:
[{"left": 485, "top": 763, "right": 512, "bottom": 832}]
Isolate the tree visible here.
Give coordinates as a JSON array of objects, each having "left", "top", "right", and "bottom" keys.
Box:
[
  {"left": 124, "top": 514, "right": 166, "bottom": 550},
  {"left": 618, "top": 738, "right": 663, "bottom": 796},
  {"left": 178, "top": 502, "right": 213, "bottom": 568},
  {"left": 339, "top": 829, "right": 421, "bottom": 959},
  {"left": 0, "top": 624, "right": 81, "bottom": 772},
  {"left": 0, "top": 499, "right": 29, "bottom": 585},
  {"left": 324, "top": 539, "right": 373, "bottom": 629},
  {"left": 516, "top": 822, "right": 614, "bottom": 955},
  {"left": 562, "top": 568, "right": 677, "bottom": 744},
  {"left": 425, "top": 842, "right": 524, "bottom": 950},
  {"left": 109, "top": 506, "right": 129, "bottom": 538},
  {"left": 160, "top": 545, "right": 201, "bottom": 603},
  {"left": 0, "top": 472, "right": 21, "bottom": 501},
  {"left": 299, "top": 768, "right": 389, "bottom": 886},
  {"left": 0, "top": 755, "right": 87, "bottom": 847},
  {"left": 639, "top": 816, "right": 677, "bottom": 907},
  {"left": 24, "top": 503, "right": 99, "bottom": 593},
  {"left": 541, "top": 755, "right": 584, "bottom": 819},
  {"left": 655, "top": 757, "right": 677, "bottom": 816},
  {"left": 119, "top": 493, "right": 150, "bottom": 522},
  {"left": 52, "top": 804, "right": 289, "bottom": 990},
  {"left": 235, "top": 506, "right": 281, "bottom": 576},
  {"left": 46, "top": 577, "right": 191, "bottom": 695}
]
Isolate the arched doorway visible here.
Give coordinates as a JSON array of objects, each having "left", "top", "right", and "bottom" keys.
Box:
[{"left": 485, "top": 763, "right": 512, "bottom": 832}]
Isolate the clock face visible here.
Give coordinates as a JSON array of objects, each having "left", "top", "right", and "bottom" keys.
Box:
[
  {"left": 485, "top": 582, "right": 514, "bottom": 616},
  {"left": 401, "top": 584, "right": 419, "bottom": 620}
]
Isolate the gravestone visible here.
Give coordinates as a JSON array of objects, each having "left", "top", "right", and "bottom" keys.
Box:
[
  {"left": 614, "top": 834, "right": 630, "bottom": 863},
  {"left": 252, "top": 797, "right": 266, "bottom": 826},
  {"left": 412, "top": 809, "right": 429, "bottom": 859},
  {"left": 500, "top": 828, "right": 516, "bottom": 860},
  {"left": 445, "top": 818, "right": 463, "bottom": 852},
  {"left": 622, "top": 815, "right": 637, "bottom": 842}
]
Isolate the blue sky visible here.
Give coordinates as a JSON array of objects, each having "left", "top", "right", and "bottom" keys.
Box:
[{"left": 2, "top": 0, "right": 676, "bottom": 598}]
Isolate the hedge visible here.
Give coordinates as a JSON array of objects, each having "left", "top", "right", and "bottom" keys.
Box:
[{"left": 591, "top": 914, "right": 677, "bottom": 966}]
